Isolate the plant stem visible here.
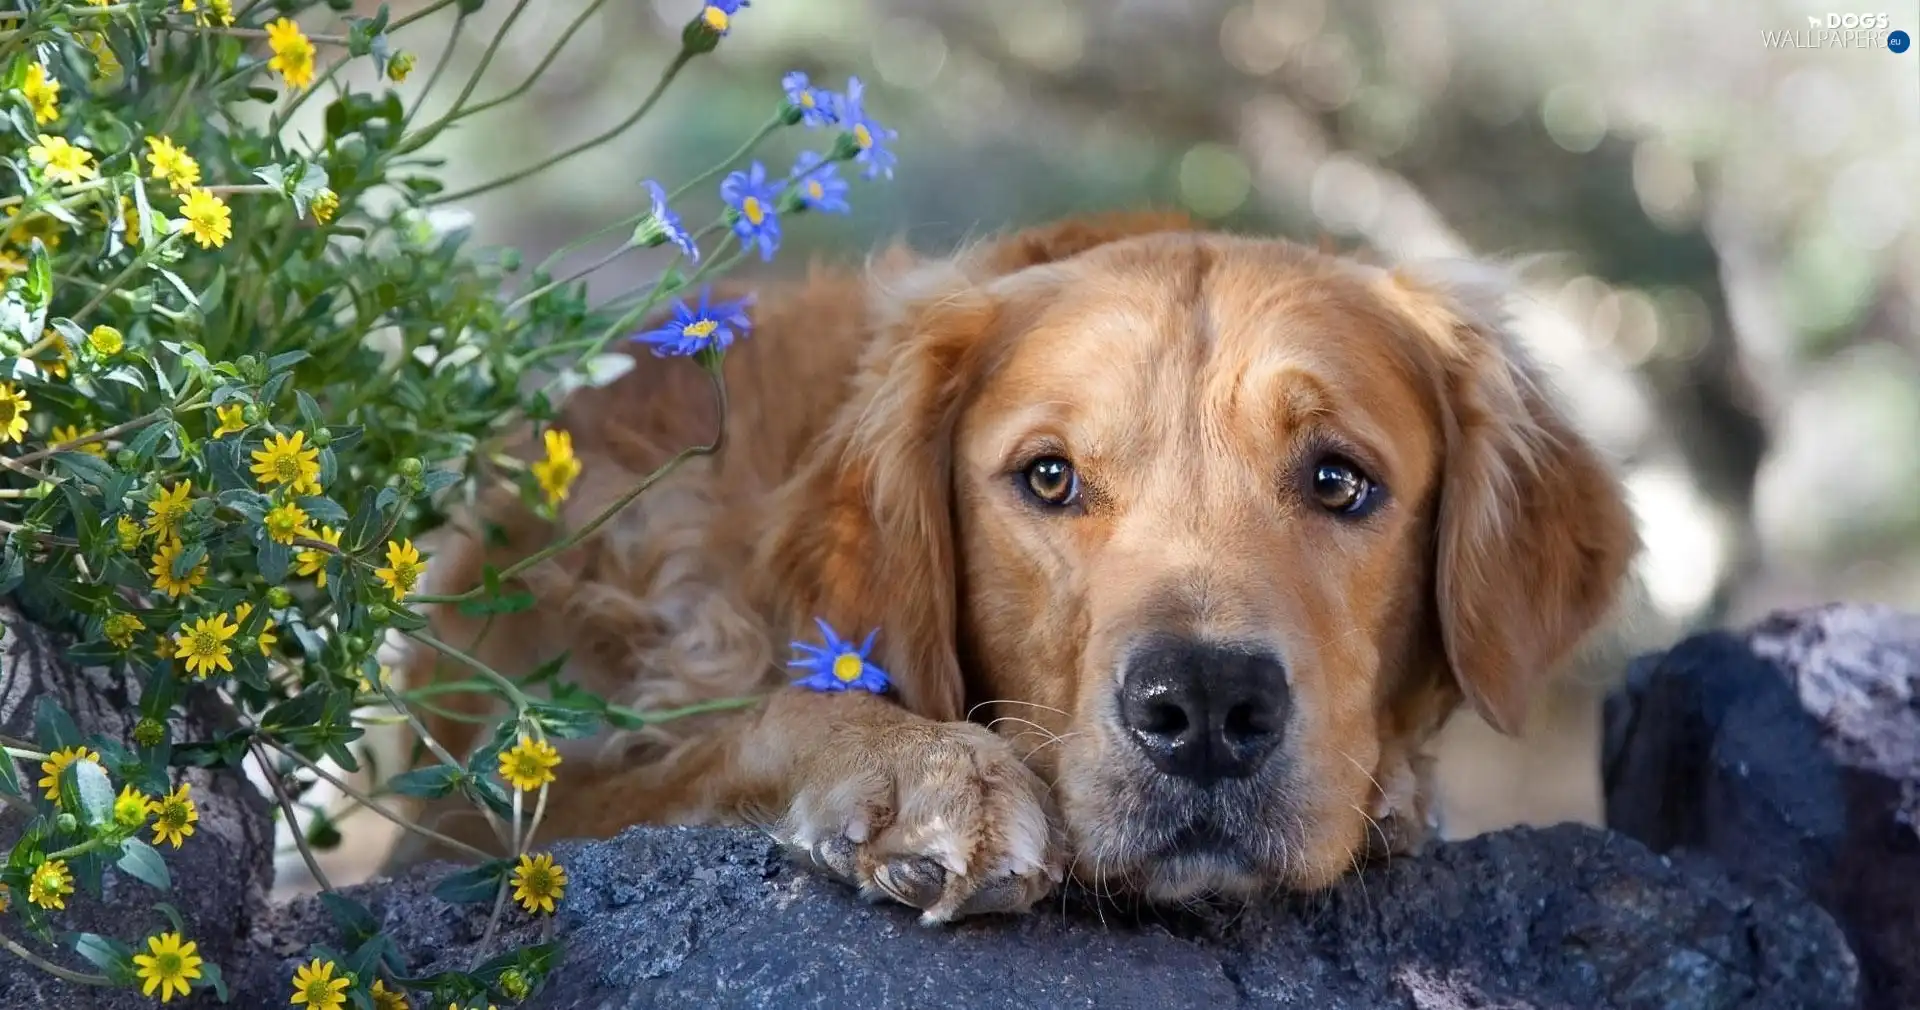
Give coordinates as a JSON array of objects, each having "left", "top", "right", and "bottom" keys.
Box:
[
  {"left": 260, "top": 737, "right": 495, "bottom": 862},
  {"left": 0, "top": 933, "right": 112, "bottom": 987},
  {"left": 405, "top": 369, "right": 727, "bottom": 605},
  {"left": 399, "top": 631, "right": 529, "bottom": 709},
  {"left": 428, "top": 48, "right": 696, "bottom": 204},
  {"left": 251, "top": 741, "right": 333, "bottom": 892},
  {"left": 9, "top": 409, "right": 167, "bottom": 467}
]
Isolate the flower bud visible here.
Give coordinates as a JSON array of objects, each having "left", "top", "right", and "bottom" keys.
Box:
[
  {"left": 115, "top": 449, "right": 138, "bottom": 470},
  {"left": 55, "top": 813, "right": 77, "bottom": 834},
  {"left": 134, "top": 717, "right": 166, "bottom": 748},
  {"left": 367, "top": 603, "right": 392, "bottom": 622},
  {"left": 396, "top": 457, "right": 424, "bottom": 478},
  {"left": 500, "top": 968, "right": 532, "bottom": 1000},
  {"left": 267, "top": 587, "right": 293, "bottom": 608}
]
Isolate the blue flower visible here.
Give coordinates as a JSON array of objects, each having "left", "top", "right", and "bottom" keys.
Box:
[
  {"left": 699, "top": 0, "right": 747, "bottom": 35},
  {"left": 720, "top": 161, "right": 782, "bottom": 262},
  {"left": 633, "top": 287, "right": 752, "bottom": 358},
  {"left": 781, "top": 71, "right": 836, "bottom": 128},
  {"left": 788, "top": 618, "right": 891, "bottom": 695},
  {"left": 788, "top": 152, "right": 850, "bottom": 215},
  {"left": 832, "top": 76, "right": 898, "bottom": 180},
  {"left": 637, "top": 180, "right": 699, "bottom": 263}
]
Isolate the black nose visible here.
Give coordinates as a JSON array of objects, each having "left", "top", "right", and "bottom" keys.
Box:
[{"left": 1117, "top": 639, "right": 1290, "bottom": 785}]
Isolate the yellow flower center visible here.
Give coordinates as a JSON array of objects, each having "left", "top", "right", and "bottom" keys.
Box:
[
  {"left": 701, "top": 5, "right": 728, "bottom": 30},
  {"left": 741, "top": 197, "right": 765, "bottom": 226},
  {"left": 153, "top": 952, "right": 182, "bottom": 976},
  {"left": 684, "top": 319, "right": 719, "bottom": 339},
  {"left": 274, "top": 457, "right": 302, "bottom": 481},
  {"left": 854, "top": 123, "right": 874, "bottom": 150},
  {"left": 799, "top": 92, "right": 815, "bottom": 108},
  {"left": 0, "top": 402, "right": 15, "bottom": 425},
  {"left": 832, "top": 653, "right": 863, "bottom": 682},
  {"left": 160, "top": 800, "right": 186, "bottom": 826},
  {"left": 806, "top": 180, "right": 825, "bottom": 200},
  {"left": 189, "top": 630, "right": 220, "bottom": 656},
  {"left": 392, "top": 562, "right": 421, "bottom": 590}
]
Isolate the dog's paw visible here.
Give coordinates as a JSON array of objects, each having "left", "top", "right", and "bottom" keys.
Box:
[{"left": 779, "top": 720, "right": 1064, "bottom": 923}]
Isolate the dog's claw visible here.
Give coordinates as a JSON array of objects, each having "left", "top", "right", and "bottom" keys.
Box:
[{"left": 874, "top": 855, "right": 948, "bottom": 909}]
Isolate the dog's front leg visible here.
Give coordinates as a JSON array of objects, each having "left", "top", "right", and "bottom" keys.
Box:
[{"left": 595, "top": 688, "right": 1067, "bottom": 923}]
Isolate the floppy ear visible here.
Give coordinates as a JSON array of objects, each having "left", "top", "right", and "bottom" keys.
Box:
[
  {"left": 755, "top": 212, "right": 1195, "bottom": 722},
  {"left": 1388, "top": 264, "right": 1640, "bottom": 736}
]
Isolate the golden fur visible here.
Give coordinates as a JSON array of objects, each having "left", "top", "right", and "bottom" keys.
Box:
[{"left": 396, "top": 212, "right": 1639, "bottom": 921}]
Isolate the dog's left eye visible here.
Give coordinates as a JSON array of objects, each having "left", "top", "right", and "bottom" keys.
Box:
[
  {"left": 1021, "top": 456, "right": 1080, "bottom": 507},
  {"left": 1309, "top": 457, "right": 1380, "bottom": 517}
]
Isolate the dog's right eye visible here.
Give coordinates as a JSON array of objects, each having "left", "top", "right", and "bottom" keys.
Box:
[{"left": 1021, "top": 456, "right": 1080, "bottom": 508}]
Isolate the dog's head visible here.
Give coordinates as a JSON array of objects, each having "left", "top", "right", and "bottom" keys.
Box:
[{"left": 763, "top": 213, "right": 1638, "bottom": 900}]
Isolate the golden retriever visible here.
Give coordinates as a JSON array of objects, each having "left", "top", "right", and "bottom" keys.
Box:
[{"left": 400, "top": 211, "right": 1639, "bottom": 923}]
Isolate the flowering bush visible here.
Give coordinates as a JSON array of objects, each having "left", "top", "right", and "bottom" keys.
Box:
[{"left": 0, "top": 0, "right": 894, "bottom": 1005}]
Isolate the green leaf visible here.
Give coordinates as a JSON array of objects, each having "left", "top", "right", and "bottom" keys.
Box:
[
  {"left": 34, "top": 697, "right": 82, "bottom": 749},
  {"left": 62, "top": 758, "right": 115, "bottom": 828},
  {"left": 115, "top": 838, "right": 171, "bottom": 890},
  {"left": 154, "top": 901, "right": 187, "bottom": 934},
  {"left": 385, "top": 764, "right": 463, "bottom": 799},
  {"left": 528, "top": 701, "right": 601, "bottom": 740},
  {"left": 49, "top": 450, "right": 115, "bottom": 489},
  {"left": 463, "top": 774, "right": 514, "bottom": 821},
  {"left": 295, "top": 390, "right": 323, "bottom": 429},
  {"left": 127, "top": 421, "right": 172, "bottom": 461},
  {"left": 432, "top": 859, "right": 510, "bottom": 905},
  {"left": 319, "top": 891, "right": 379, "bottom": 945},
  {"left": 258, "top": 538, "right": 291, "bottom": 584},
  {"left": 206, "top": 439, "right": 249, "bottom": 490},
  {"left": 298, "top": 496, "right": 349, "bottom": 527},
  {"left": 194, "top": 961, "right": 229, "bottom": 1001},
  {"left": 70, "top": 932, "right": 134, "bottom": 976},
  {"left": 0, "top": 751, "right": 19, "bottom": 796},
  {"left": 261, "top": 685, "right": 330, "bottom": 730}
]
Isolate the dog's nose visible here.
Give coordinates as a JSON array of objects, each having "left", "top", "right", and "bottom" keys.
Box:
[{"left": 1117, "top": 639, "right": 1290, "bottom": 785}]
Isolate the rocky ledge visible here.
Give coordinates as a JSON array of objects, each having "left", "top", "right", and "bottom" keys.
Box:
[{"left": 4, "top": 602, "right": 1900, "bottom": 1010}]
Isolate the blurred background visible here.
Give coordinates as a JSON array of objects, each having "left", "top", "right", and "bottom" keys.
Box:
[{"left": 287, "top": 0, "right": 1920, "bottom": 889}]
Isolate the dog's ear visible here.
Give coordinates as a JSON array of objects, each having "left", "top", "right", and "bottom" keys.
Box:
[
  {"left": 1386, "top": 263, "right": 1640, "bottom": 736},
  {"left": 756, "top": 213, "right": 1192, "bottom": 721}
]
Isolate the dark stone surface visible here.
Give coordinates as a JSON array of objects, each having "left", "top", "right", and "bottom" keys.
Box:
[
  {"left": 0, "top": 605, "right": 274, "bottom": 1010},
  {"left": 248, "top": 822, "right": 1857, "bottom": 1010},
  {"left": 1605, "top": 603, "right": 1920, "bottom": 1010}
]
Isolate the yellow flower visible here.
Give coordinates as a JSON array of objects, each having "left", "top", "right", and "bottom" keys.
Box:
[
  {"left": 104, "top": 610, "right": 144, "bottom": 649},
  {"left": 213, "top": 404, "right": 248, "bottom": 437},
  {"left": 266, "top": 18, "right": 317, "bottom": 90},
  {"left": 88, "top": 324, "right": 125, "bottom": 356},
  {"left": 150, "top": 538, "right": 210, "bottom": 598},
  {"left": 386, "top": 51, "right": 415, "bottom": 83},
  {"left": 701, "top": 3, "right": 733, "bottom": 33},
  {"left": 181, "top": 0, "right": 234, "bottom": 26},
  {"left": 152, "top": 782, "right": 197, "bottom": 848},
  {"left": 145, "top": 480, "right": 195, "bottom": 540},
  {"left": 38, "top": 745, "right": 100, "bottom": 802},
  {"left": 22, "top": 62, "right": 60, "bottom": 125},
  {"left": 132, "top": 931, "right": 204, "bottom": 1003},
  {"left": 174, "top": 612, "right": 238, "bottom": 677},
  {"left": 27, "top": 859, "right": 73, "bottom": 910},
  {"left": 530, "top": 428, "right": 582, "bottom": 507},
  {"left": 82, "top": 31, "right": 121, "bottom": 79},
  {"left": 117, "top": 195, "right": 143, "bottom": 248},
  {"left": 115, "top": 515, "right": 143, "bottom": 552},
  {"left": 51, "top": 424, "right": 107, "bottom": 458},
  {"left": 28, "top": 134, "right": 97, "bottom": 185},
  {"left": 144, "top": 135, "right": 202, "bottom": 192},
  {"left": 113, "top": 784, "right": 155, "bottom": 831},
  {"left": 511, "top": 852, "right": 567, "bottom": 915},
  {"left": 251, "top": 430, "right": 322, "bottom": 495},
  {"left": 373, "top": 538, "right": 425, "bottom": 601},
  {"left": 295, "top": 525, "right": 341, "bottom": 587},
  {"left": 179, "top": 188, "right": 232, "bottom": 249},
  {"left": 289, "top": 957, "right": 349, "bottom": 1010},
  {"left": 310, "top": 188, "right": 339, "bottom": 224},
  {"left": 369, "top": 979, "right": 410, "bottom": 1010},
  {"left": 234, "top": 601, "right": 278, "bottom": 656},
  {"left": 497, "top": 735, "right": 561, "bottom": 791},
  {"left": 36, "top": 331, "right": 73, "bottom": 379},
  {"left": 263, "top": 500, "right": 311, "bottom": 546},
  {"left": 0, "top": 382, "right": 30, "bottom": 442}
]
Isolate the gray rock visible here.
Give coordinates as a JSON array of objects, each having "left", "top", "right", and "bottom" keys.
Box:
[
  {"left": 248, "top": 822, "right": 1857, "bottom": 1010},
  {"left": 1605, "top": 602, "right": 1920, "bottom": 1010}
]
